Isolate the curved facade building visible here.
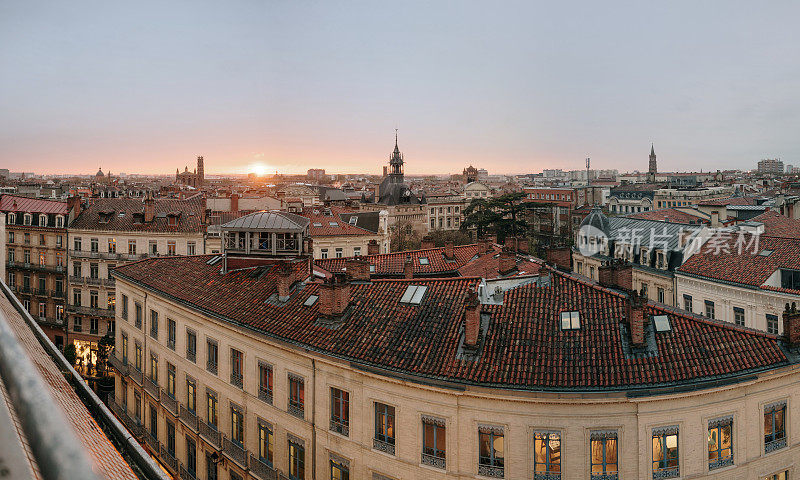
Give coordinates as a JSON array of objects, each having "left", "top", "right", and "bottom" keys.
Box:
[{"left": 108, "top": 213, "right": 800, "bottom": 480}]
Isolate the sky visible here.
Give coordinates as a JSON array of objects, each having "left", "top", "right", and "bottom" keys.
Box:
[{"left": 1, "top": 1, "right": 799, "bottom": 176}]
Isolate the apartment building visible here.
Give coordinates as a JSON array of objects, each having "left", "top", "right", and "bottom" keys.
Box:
[
  {"left": 67, "top": 194, "right": 206, "bottom": 369},
  {"left": 295, "top": 207, "right": 389, "bottom": 259},
  {"left": 2, "top": 194, "right": 69, "bottom": 348},
  {"left": 426, "top": 195, "right": 464, "bottom": 231}
]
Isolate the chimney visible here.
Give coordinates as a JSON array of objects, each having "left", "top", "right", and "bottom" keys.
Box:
[
  {"left": 498, "top": 247, "right": 516, "bottom": 275},
  {"left": 404, "top": 255, "right": 414, "bottom": 279},
  {"left": 626, "top": 290, "right": 648, "bottom": 347},
  {"left": 444, "top": 240, "right": 455, "bottom": 260},
  {"left": 346, "top": 258, "right": 371, "bottom": 282},
  {"left": 367, "top": 239, "right": 379, "bottom": 256},
  {"left": 517, "top": 238, "right": 529, "bottom": 254},
  {"left": 230, "top": 193, "right": 240, "bottom": 212},
  {"left": 318, "top": 273, "right": 350, "bottom": 318},
  {"left": 277, "top": 262, "right": 295, "bottom": 301},
  {"left": 421, "top": 235, "right": 434, "bottom": 250},
  {"left": 144, "top": 192, "right": 155, "bottom": 223},
  {"left": 67, "top": 196, "right": 82, "bottom": 219},
  {"left": 545, "top": 246, "right": 572, "bottom": 272},
  {"left": 783, "top": 303, "right": 800, "bottom": 345},
  {"left": 504, "top": 236, "right": 517, "bottom": 251},
  {"left": 598, "top": 259, "right": 633, "bottom": 292},
  {"left": 464, "top": 287, "right": 481, "bottom": 348},
  {"left": 303, "top": 237, "right": 314, "bottom": 256},
  {"left": 598, "top": 262, "right": 615, "bottom": 287}
]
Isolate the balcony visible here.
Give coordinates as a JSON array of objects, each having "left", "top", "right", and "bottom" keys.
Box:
[
  {"left": 144, "top": 376, "right": 159, "bottom": 399},
  {"left": 258, "top": 388, "right": 273, "bottom": 405},
  {"left": 52, "top": 289, "right": 65, "bottom": 298},
  {"left": 144, "top": 431, "right": 159, "bottom": 452},
  {"left": 37, "top": 316, "right": 65, "bottom": 327},
  {"left": 206, "top": 360, "right": 217, "bottom": 375},
  {"left": 222, "top": 436, "right": 248, "bottom": 469},
  {"left": 765, "top": 436, "right": 787, "bottom": 454},
  {"left": 330, "top": 418, "right": 349, "bottom": 437},
  {"left": 35, "top": 288, "right": 48, "bottom": 297},
  {"left": 159, "top": 445, "right": 178, "bottom": 474},
  {"left": 179, "top": 464, "right": 197, "bottom": 480},
  {"left": 478, "top": 464, "right": 504, "bottom": 478},
  {"left": 652, "top": 467, "right": 679, "bottom": 480},
  {"left": 230, "top": 372, "right": 243, "bottom": 389},
  {"left": 160, "top": 390, "right": 178, "bottom": 416},
  {"left": 372, "top": 438, "right": 395, "bottom": 456},
  {"left": 107, "top": 354, "right": 128, "bottom": 376},
  {"left": 67, "top": 305, "right": 115, "bottom": 318},
  {"left": 288, "top": 403, "right": 303, "bottom": 419},
  {"left": 199, "top": 419, "right": 222, "bottom": 449},
  {"left": 69, "top": 249, "right": 100, "bottom": 259},
  {"left": 179, "top": 405, "right": 198, "bottom": 432},
  {"left": 249, "top": 454, "right": 278, "bottom": 480},
  {"left": 421, "top": 453, "right": 445, "bottom": 470},
  {"left": 128, "top": 367, "right": 143, "bottom": 385}
]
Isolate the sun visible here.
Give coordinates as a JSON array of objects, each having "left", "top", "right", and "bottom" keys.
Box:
[{"left": 249, "top": 163, "right": 269, "bottom": 176}]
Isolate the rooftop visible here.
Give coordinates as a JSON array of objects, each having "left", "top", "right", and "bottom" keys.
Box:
[
  {"left": 0, "top": 194, "right": 69, "bottom": 215},
  {"left": 71, "top": 196, "right": 205, "bottom": 233}
]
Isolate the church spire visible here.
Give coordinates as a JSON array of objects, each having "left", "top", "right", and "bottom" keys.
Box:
[{"left": 650, "top": 143, "right": 655, "bottom": 156}]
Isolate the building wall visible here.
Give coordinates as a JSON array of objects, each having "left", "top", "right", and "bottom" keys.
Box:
[
  {"left": 427, "top": 201, "right": 464, "bottom": 231},
  {"left": 312, "top": 234, "right": 388, "bottom": 259},
  {"left": 112, "top": 277, "right": 800, "bottom": 480}
]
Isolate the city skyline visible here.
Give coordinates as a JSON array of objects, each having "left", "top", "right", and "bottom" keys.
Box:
[{"left": 2, "top": 1, "right": 800, "bottom": 175}]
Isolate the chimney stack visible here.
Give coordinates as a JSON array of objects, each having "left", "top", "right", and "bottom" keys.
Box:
[
  {"left": 230, "top": 193, "right": 240, "bottom": 212},
  {"left": 444, "top": 241, "right": 455, "bottom": 260},
  {"left": 346, "top": 258, "right": 371, "bottom": 282},
  {"left": 367, "top": 239, "right": 380, "bottom": 256},
  {"left": 318, "top": 272, "right": 350, "bottom": 318},
  {"left": 498, "top": 247, "right": 516, "bottom": 275},
  {"left": 144, "top": 191, "right": 155, "bottom": 223},
  {"left": 421, "top": 235, "right": 434, "bottom": 250},
  {"left": 783, "top": 303, "right": 800, "bottom": 345},
  {"left": 627, "top": 290, "right": 648, "bottom": 346},
  {"left": 67, "top": 196, "right": 82, "bottom": 219},
  {"left": 517, "top": 238, "right": 529, "bottom": 254},
  {"left": 598, "top": 259, "right": 633, "bottom": 292},
  {"left": 464, "top": 287, "right": 481, "bottom": 348},
  {"left": 404, "top": 255, "right": 414, "bottom": 279},
  {"left": 277, "top": 262, "right": 295, "bottom": 301},
  {"left": 545, "top": 245, "right": 572, "bottom": 272},
  {"left": 504, "top": 236, "right": 517, "bottom": 252}
]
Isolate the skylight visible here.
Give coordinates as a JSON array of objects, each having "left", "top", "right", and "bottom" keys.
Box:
[
  {"left": 303, "top": 295, "right": 319, "bottom": 307},
  {"left": 348, "top": 216, "right": 358, "bottom": 225},
  {"left": 759, "top": 249, "right": 774, "bottom": 257},
  {"left": 329, "top": 222, "right": 339, "bottom": 227},
  {"left": 419, "top": 257, "right": 429, "bottom": 265},
  {"left": 653, "top": 314, "right": 671, "bottom": 332},
  {"left": 560, "top": 311, "right": 580, "bottom": 330},
  {"left": 312, "top": 222, "right": 323, "bottom": 227},
  {"left": 400, "top": 285, "right": 428, "bottom": 304},
  {"left": 369, "top": 265, "right": 376, "bottom": 273}
]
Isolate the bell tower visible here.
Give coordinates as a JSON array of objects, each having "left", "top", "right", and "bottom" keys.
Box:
[
  {"left": 647, "top": 144, "right": 657, "bottom": 183},
  {"left": 197, "top": 156, "right": 205, "bottom": 185}
]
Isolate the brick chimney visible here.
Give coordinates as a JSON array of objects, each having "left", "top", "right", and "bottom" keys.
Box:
[
  {"left": 626, "top": 290, "right": 648, "bottom": 347},
  {"left": 464, "top": 287, "right": 481, "bottom": 348},
  {"left": 367, "top": 239, "right": 379, "bottom": 255},
  {"left": 230, "top": 193, "right": 240, "bottom": 212},
  {"left": 598, "top": 259, "right": 633, "bottom": 292},
  {"left": 346, "top": 258, "right": 371, "bottom": 282},
  {"left": 504, "top": 236, "right": 517, "bottom": 251},
  {"left": 67, "top": 196, "right": 82, "bottom": 219},
  {"left": 318, "top": 272, "right": 350, "bottom": 318},
  {"left": 545, "top": 246, "right": 572, "bottom": 272},
  {"left": 303, "top": 237, "right": 313, "bottom": 256},
  {"left": 444, "top": 241, "right": 455, "bottom": 260},
  {"left": 421, "top": 235, "right": 434, "bottom": 250},
  {"left": 783, "top": 303, "right": 800, "bottom": 345},
  {"left": 498, "top": 247, "right": 516, "bottom": 275},
  {"left": 403, "top": 255, "right": 414, "bottom": 279},
  {"left": 276, "top": 262, "right": 295, "bottom": 301},
  {"left": 517, "top": 238, "right": 529, "bottom": 254},
  {"left": 143, "top": 192, "right": 155, "bottom": 223}
]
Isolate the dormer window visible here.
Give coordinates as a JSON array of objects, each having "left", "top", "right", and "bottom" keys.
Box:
[
  {"left": 400, "top": 285, "right": 427, "bottom": 305},
  {"left": 348, "top": 216, "right": 357, "bottom": 225},
  {"left": 653, "top": 315, "right": 671, "bottom": 332},
  {"left": 369, "top": 265, "right": 376, "bottom": 273},
  {"left": 23, "top": 213, "right": 32, "bottom": 225},
  {"left": 313, "top": 222, "right": 322, "bottom": 227},
  {"left": 39, "top": 214, "right": 47, "bottom": 226},
  {"left": 55, "top": 215, "right": 64, "bottom": 227},
  {"left": 7, "top": 213, "right": 15, "bottom": 224},
  {"left": 560, "top": 311, "right": 580, "bottom": 330},
  {"left": 168, "top": 216, "right": 177, "bottom": 226}
]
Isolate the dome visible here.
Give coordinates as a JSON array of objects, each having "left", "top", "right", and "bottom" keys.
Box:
[
  {"left": 95, "top": 168, "right": 105, "bottom": 177},
  {"left": 580, "top": 205, "right": 610, "bottom": 236}
]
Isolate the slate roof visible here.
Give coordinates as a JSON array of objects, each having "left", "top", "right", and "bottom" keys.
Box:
[
  {"left": 0, "top": 194, "right": 69, "bottom": 215},
  {"left": 221, "top": 211, "right": 309, "bottom": 232},
  {"left": 606, "top": 217, "right": 702, "bottom": 252},
  {"left": 315, "top": 244, "right": 485, "bottom": 277},
  {"left": 70, "top": 197, "right": 205, "bottom": 233},
  {"left": 113, "top": 256, "right": 790, "bottom": 392}
]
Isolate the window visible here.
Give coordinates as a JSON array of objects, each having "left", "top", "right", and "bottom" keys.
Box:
[
  {"left": 230, "top": 404, "right": 244, "bottom": 445},
  {"left": 38, "top": 303, "right": 46, "bottom": 319},
  {"left": 166, "top": 240, "right": 176, "bottom": 256},
  {"left": 230, "top": 348, "right": 243, "bottom": 388},
  {"left": 330, "top": 459, "right": 349, "bottom": 480},
  {"left": 186, "top": 378, "right": 196, "bottom": 413},
  {"left": 108, "top": 238, "right": 116, "bottom": 253},
  {"left": 167, "top": 318, "right": 176, "bottom": 349},
  {"left": 374, "top": 402, "right": 395, "bottom": 452},
  {"left": 90, "top": 290, "right": 98, "bottom": 309},
  {"left": 56, "top": 305, "right": 64, "bottom": 321},
  {"left": 128, "top": 240, "right": 136, "bottom": 255},
  {"left": 422, "top": 416, "right": 446, "bottom": 469},
  {"left": 149, "top": 403, "right": 158, "bottom": 439},
  {"left": 166, "top": 420, "right": 175, "bottom": 456},
  {"left": 149, "top": 354, "right": 158, "bottom": 384},
  {"left": 289, "top": 374, "right": 304, "bottom": 417},
  {"left": 590, "top": 430, "right": 618, "bottom": 479},
  {"left": 288, "top": 440, "right": 305, "bottom": 480},
  {"left": 206, "top": 390, "right": 218, "bottom": 428},
  {"left": 259, "top": 362, "right": 273, "bottom": 403},
  {"left": 186, "top": 329, "right": 197, "bottom": 362},
  {"left": 478, "top": 426, "right": 504, "bottom": 477},
  {"left": 320, "top": 248, "right": 328, "bottom": 259},
  {"left": 335, "top": 247, "right": 343, "bottom": 258},
  {"left": 353, "top": 246, "right": 361, "bottom": 257},
  {"left": 134, "top": 302, "right": 142, "bottom": 329},
  {"left": 258, "top": 421, "right": 274, "bottom": 465},
  {"left": 121, "top": 333, "right": 128, "bottom": 364},
  {"left": 186, "top": 437, "right": 197, "bottom": 476},
  {"left": 134, "top": 391, "right": 141, "bottom": 421},
  {"left": 121, "top": 294, "right": 128, "bottom": 320},
  {"left": 708, "top": 417, "right": 733, "bottom": 470},
  {"left": 303, "top": 295, "right": 318, "bottom": 307},
  {"left": 56, "top": 234, "right": 63, "bottom": 247},
  {"left": 73, "top": 263, "right": 82, "bottom": 278},
  {"left": 764, "top": 472, "right": 789, "bottom": 480},
  {"left": 560, "top": 311, "right": 581, "bottom": 330},
  {"left": 653, "top": 315, "right": 671, "bottom": 332},
  {"left": 534, "top": 431, "right": 561, "bottom": 476},
  {"left": 134, "top": 342, "right": 142, "bottom": 371},
  {"left": 733, "top": 307, "right": 745, "bottom": 326},
  {"left": 330, "top": 387, "right": 349, "bottom": 436},
  {"left": 149, "top": 240, "right": 158, "bottom": 255},
  {"left": 683, "top": 294, "right": 692, "bottom": 313},
  {"left": 764, "top": 402, "right": 787, "bottom": 453},
  {"left": 187, "top": 241, "right": 196, "bottom": 255},
  {"left": 89, "top": 318, "right": 99, "bottom": 335},
  {"left": 767, "top": 314, "right": 779, "bottom": 335},
  {"left": 652, "top": 426, "right": 678, "bottom": 478},
  {"left": 166, "top": 363, "right": 175, "bottom": 397},
  {"left": 150, "top": 310, "right": 158, "bottom": 339},
  {"left": 399, "top": 285, "right": 427, "bottom": 304},
  {"left": 418, "top": 257, "right": 429, "bottom": 265},
  {"left": 90, "top": 238, "right": 98, "bottom": 253},
  {"left": 704, "top": 300, "right": 715, "bottom": 319},
  {"left": 6, "top": 213, "right": 13, "bottom": 225},
  {"left": 780, "top": 269, "right": 800, "bottom": 290},
  {"left": 206, "top": 453, "right": 217, "bottom": 480},
  {"left": 657, "top": 287, "right": 665, "bottom": 304}
]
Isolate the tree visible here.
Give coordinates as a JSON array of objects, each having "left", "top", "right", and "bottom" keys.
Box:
[
  {"left": 390, "top": 219, "right": 423, "bottom": 252},
  {"left": 64, "top": 343, "right": 76, "bottom": 365},
  {"left": 426, "top": 229, "right": 472, "bottom": 246},
  {"left": 462, "top": 198, "right": 498, "bottom": 239},
  {"left": 97, "top": 334, "right": 114, "bottom": 377}
]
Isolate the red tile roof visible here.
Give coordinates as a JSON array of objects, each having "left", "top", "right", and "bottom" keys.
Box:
[
  {"left": 315, "top": 244, "right": 484, "bottom": 277},
  {"left": 297, "top": 207, "right": 377, "bottom": 237},
  {"left": 698, "top": 196, "right": 759, "bottom": 207},
  {"left": 456, "top": 250, "right": 543, "bottom": 278},
  {"left": 625, "top": 208, "right": 709, "bottom": 224},
  {"left": 71, "top": 197, "right": 205, "bottom": 233},
  {"left": 113, "top": 256, "right": 790, "bottom": 391},
  {"left": 0, "top": 194, "right": 69, "bottom": 215},
  {"left": 751, "top": 210, "right": 800, "bottom": 239}
]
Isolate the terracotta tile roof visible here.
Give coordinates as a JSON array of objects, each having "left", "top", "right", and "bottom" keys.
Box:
[
  {"left": 315, "top": 244, "right": 483, "bottom": 277},
  {"left": 113, "top": 256, "right": 790, "bottom": 391},
  {"left": 298, "top": 207, "right": 378, "bottom": 237},
  {"left": 678, "top": 233, "right": 800, "bottom": 287},
  {"left": 456, "top": 250, "right": 543, "bottom": 278},
  {"left": 0, "top": 290, "right": 137, "bottom": 479},
  {"left": 697, "top": 196, "right": 759, "bottom": 207},
  {"left": 70, "top": 197, "right": 205, "bottom": 233},
  {"left": 0, "top": 194, "right": 69, "bottom": 215},
  {"left": 751, "top": 210, "right": 800, "bottom": 239},
  {"left": 625, "top": 208, "right": 709, "bottom": 224}
]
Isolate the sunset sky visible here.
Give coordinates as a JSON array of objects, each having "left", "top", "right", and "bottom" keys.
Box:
[{"left": 2, "top": 1, "right": 799, "bottom": 175}]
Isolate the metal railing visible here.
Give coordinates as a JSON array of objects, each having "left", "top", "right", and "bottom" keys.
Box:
[
  {"left": 249, "top": 453, "right": 278, "bottom": 480},
  {"left": 222, "top": 436, "right": 248, "bottom": 468},
  {"left": 199, "top": 418, "right": 222, "bottom": 449},
  {"left": 129, "top": 367, "right": 143, "bottom": 385},
  {"left": 144, "top": 375, "right": 160, "bottom": 399},
  {"left": 160, "top": 444, "right": 178, "bottom": 473},
  {"left": 179, "top": 405, "right": 198, "bottom": 431},
  {"left": 108, "top": 354, "right": 128, "bottom": 375},
  {"left": 161, "top": 389, "right": 178, "bottom": 416}
]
